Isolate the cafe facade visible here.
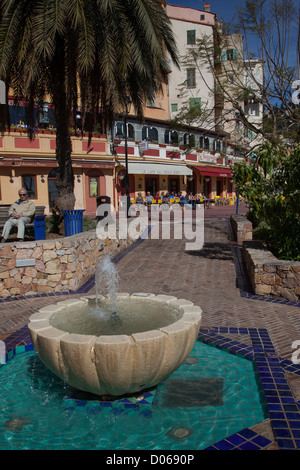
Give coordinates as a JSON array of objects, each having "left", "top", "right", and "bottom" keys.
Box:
[{"left": 0, "top": 111, "right": 241, "bottom": 217}]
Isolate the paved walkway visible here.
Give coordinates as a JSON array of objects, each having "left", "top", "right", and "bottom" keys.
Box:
[
  {"left": 1, "top": 204, "right": 300, "bottom": 449},
  {"left": 1, "top": 203, "right": 299, "bottom": 369}
]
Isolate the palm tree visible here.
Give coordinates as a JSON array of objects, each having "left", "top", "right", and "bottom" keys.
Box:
[{"left": 0, "top": 0, "right": 179, "bottom": 210}]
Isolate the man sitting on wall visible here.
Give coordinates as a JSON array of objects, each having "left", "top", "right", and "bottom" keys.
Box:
[{"left": 1, "top": 188, "right": 35, "bottom": 242}]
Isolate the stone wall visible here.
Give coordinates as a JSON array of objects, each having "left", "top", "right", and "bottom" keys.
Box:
[
  {"left": 230, "top": 215, "right": 253, "bottom": 243},
  {"left": 0, "top": 231, "right": 135, "bottom": 298},
  {"left": 242, "top": 241, "right": 300, "bottom": 302}
]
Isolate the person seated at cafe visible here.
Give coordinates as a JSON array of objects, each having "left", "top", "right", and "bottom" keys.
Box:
[
  {"left": 1, "top": 188, "right": 35, "bottom": 242},
  {"left": 145, "top": 191, "right": 154, "bottom": 205},
  {"left": 136, "top": 192, "right": 144, "bottom": 204},
  {"left": 177, "top": 191, "right": 192, "bottom": 208},
  {"left": 188, "top": 192, "right": 196, "bottom": 208},
  {"left": 154, "top": 191, "right": 161, "bottom": 201}
]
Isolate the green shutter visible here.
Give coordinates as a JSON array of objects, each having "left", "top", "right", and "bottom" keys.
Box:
[
  {"left": 189, "top": 97, "right": 201, "bottom": 110},
  {"left": 187, "top": 30, "right": 196, "bottom": 44}
]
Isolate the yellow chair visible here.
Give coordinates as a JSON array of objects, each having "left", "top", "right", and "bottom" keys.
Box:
[
  {"left": 169, "top": 198, "right": 174, "bottom": 203},
  {"left": 158, "top": 199, "right": 162, "bottom": 204}
]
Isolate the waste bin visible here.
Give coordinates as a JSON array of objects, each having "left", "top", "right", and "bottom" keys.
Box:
[
  {"left": 34, "top": 215, "right": 46, "bottom": 240},
  {"left": 62, "top": 210, "right": 85, "bottom": 236},
  {"left": 96, "top": 196, "right": 111, "bottom": 221}
]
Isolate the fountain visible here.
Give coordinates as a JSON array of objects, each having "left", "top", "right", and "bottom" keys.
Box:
[{"left": 28, "top": 256, "right": 202, "bottom": 397}]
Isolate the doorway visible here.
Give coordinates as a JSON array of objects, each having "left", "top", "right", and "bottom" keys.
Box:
[
  {"left": 145, "top": 177, "right": 158, "bottom": 197},
  {"left": 48, "top": 168, "right": 58, "bottom": 210},
  {"left": 168, "top": 176, "right": 179, "bottom": 194}
]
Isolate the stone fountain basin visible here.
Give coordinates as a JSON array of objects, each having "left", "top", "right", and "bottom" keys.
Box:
[{"left": 28, "top": 293, "right": 202, "bottom": 397}]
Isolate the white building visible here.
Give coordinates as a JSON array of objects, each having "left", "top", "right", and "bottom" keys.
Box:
[{"left": 166, "top": 3, "right": 216, "bottom": 131}]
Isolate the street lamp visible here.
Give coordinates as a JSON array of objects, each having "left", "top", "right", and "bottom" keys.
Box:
[{"left": 124, "top": 96, "right": 132, "bottom": 217}]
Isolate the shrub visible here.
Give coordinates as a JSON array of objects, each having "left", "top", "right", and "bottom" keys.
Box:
[{"left": 232, "top": 142, "right": 300, "bottom": 260}]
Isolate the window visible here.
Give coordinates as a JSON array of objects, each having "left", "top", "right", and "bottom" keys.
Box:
[
  {"left": 39, "top": 105, "right": 49, "bottom": 125},
  {"left": 186, "top": 68, "right": 196, "bottom": 88},
  {"left": 222, "top": 49, "right": 237, "bottom": 61},
  {"left": 164, "top": 130, "right": 178, "bottom": 145},
  {"left": 244, "top": 128, "right": 254, "bottom": 139},
  {"left": 115, "top": 122, "right": 135, "bottom": 140},
  {"left": 189, "top": 97, "right": 201, "bottom": 110},
  {"left": 147, "top": 94, "right": 156, "bottom": 107},
  {"left": 184, "top": 133, "right": 195, "bottom": 147},
  {"left": 245, "top": 102, "right": 259, "bottom": 116},
  {"left": 22, "top": 175, "right": 36, "bottom": 198},
  {"left": 142, "top": 126, "right": 158, "bottom": 143},
  {"left": 215, "top": 139, "right": 222, "bottom": 152},
  {"left": 204, "top": 137, "right": 210, "bottom": 150},
  {"left": 187, "top": 30, "right": 196, "bottom": 45},
  {"left": 200, "top": 14, "right": 205, "bottom": 20},
  {"left": 171, "top": 103, "right": 178, "bottom": 112},
  {"left": 115, "top": 122, "right": 124, "bottom": 137},
  {"left": 128, "top": 123, "right": 135, "bottom": 140}
]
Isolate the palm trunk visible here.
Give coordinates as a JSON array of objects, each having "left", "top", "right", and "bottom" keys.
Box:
[
  {"left": 51, "top": 37, "right": 76, "bottom": 212},
  {"left": 53, "top": 105, "right": 75, "bottom": 211}
]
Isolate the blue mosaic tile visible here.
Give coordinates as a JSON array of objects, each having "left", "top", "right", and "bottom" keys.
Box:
[
  {"left": 276, "top": 438, "right": 297, "bottom": 449},
  {"left": 213, "top": 440, "right": 235, "bottom": 450},
  {"left": 239, "top": 440, "right": 260, "bottom": 450}
]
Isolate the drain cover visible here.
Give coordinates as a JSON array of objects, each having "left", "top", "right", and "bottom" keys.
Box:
[
  {"left": 162, "top": 378, "right": 224, "bottom": 407},
  {"left": 167, "top": 426, "right": 194, "bottom": 440}
]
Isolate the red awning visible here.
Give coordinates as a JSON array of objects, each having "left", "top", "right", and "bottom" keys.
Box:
[{"left": 194, "top": 166, "right": 232, "bottom": 177}]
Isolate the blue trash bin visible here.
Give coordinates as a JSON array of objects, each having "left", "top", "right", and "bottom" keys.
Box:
[
  {"left": 34, "top": 215, "right": 46, "bottom": 240},
  {"left": 62, "top": 210, "right": 85, "bottom": 236}
]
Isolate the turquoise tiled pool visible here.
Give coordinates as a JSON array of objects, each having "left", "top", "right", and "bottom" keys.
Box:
[
  {"left": 2, "top": 324, "right": 300, "bottom": 450},
  {"left": 0, "top": 327, "right": 268, "bottom": 450}
]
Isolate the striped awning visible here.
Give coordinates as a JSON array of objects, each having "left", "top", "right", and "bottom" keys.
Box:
[{"left": 127, "top": 162, "right": 192, "bottom": 176}]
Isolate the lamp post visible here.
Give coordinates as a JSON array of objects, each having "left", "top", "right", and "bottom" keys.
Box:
[{"left": 124, "top": 96, "right": 132, "bottom": 217}]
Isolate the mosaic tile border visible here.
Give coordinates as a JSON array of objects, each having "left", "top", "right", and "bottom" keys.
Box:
[
  {"left": 199, "top": 327, "right": 300, "bottom": 450},
  {"left": 3, "top": 324, "right": 300, "bottom": 450}
]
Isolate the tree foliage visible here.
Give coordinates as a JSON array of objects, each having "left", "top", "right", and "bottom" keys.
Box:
[{"left": 232, "top": 142, "right": 300, "bottom": 260}]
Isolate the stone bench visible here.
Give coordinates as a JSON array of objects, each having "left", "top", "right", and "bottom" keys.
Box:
[{"left": 0, "top": 205, "right": 45, "bottom": 239}]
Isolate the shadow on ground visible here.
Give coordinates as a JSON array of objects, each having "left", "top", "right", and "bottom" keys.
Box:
[{"left": 186, "top": 242, "right": 233, "bottom": 261}]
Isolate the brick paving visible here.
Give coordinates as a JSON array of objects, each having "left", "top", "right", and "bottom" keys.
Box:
[
  {"left": 1, "top": 204, "right": 300, "bottom": 448},
  {"left": 1, "top": 204, "right": 299, "bottom": 365}
]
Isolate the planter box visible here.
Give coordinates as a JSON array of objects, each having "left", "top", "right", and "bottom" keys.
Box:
[
  {"left": 242, "top": 241, "right": 300, "bottom": 302},
  {"left": 230, "top": 215, "right": 253, "bottom": 243}
]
